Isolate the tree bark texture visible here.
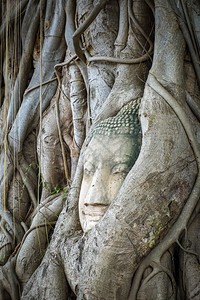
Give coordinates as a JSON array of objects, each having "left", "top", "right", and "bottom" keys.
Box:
[{"left": 0, "top": 0, "right": 200, "bottom": 299}]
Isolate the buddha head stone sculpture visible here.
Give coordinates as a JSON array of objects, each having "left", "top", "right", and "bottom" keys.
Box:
[{"left": 79, "top": 99, "right": 142, "bottom": 232}]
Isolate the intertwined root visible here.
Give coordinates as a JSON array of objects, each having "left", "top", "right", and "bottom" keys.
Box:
[{"left": 129, "top": 74, "right": 200, "bottom": 300}]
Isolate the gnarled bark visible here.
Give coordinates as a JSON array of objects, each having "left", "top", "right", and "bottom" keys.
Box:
[{"left": 0, "top": 1, "right": 199, "bottom": 299}]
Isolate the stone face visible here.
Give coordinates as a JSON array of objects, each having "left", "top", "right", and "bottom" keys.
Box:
[
  {"left": 79, "top": 99, "right": 142, "bottom": 232},
  {"left": 79, "top": 135, "right": 140, "bottom": 232}
]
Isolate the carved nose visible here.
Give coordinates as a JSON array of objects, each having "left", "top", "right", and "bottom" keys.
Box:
[{"left": 84, "top": 171, "right": 109, "bottom": 206}]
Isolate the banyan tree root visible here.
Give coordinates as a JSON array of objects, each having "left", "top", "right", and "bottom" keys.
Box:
[
  {"left": 0, "top": 257, "right": 20, "bottom": 300},
  {"left": 128, "top": 74, "right": 200, "bottom": 300}
]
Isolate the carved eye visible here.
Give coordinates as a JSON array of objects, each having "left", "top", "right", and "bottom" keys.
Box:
[
  {"left": 112, "top": 163, "right": 129, "bottom": 176},
  {"left": 84, "top": 163, "right": 95, "bottom": 177},
  {"left": 84, "top": 168, "right": 94, "bottom": 177}
]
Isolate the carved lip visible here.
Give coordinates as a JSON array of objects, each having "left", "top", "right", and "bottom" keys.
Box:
[{"left": 82, "top": 205, "right": 108, "bottom": 218}]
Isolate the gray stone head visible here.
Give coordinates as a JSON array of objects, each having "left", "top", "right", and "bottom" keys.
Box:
[{"left": 79, "top": 99, "right": 142, "bottom": 232}]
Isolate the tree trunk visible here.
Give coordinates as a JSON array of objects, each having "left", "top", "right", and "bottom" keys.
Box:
[{"left": 0, "top": 0, "right": 200, "bottom": 299}]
